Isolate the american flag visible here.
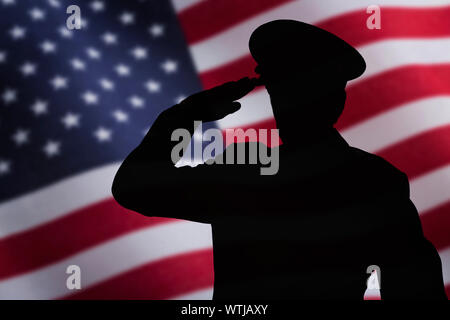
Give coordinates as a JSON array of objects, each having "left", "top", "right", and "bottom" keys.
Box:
[{"left": 0, "top": 0, "right": 449, "bottom": 300}]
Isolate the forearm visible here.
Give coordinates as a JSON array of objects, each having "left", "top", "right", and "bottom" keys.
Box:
[
  {"left": 134, "top": 104, "right": 196, "bottom": 163},
  {"left": 112, "top": 105, "right": 195, "bottom": 209}
]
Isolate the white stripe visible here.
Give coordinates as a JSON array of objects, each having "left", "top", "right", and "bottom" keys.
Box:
[
  {"left": 0, "top": 163, "right": 120, "bottom": 239},
  {"left": 171, "top": 0, "right": 205, "bottom": 13},
  {"left": 217, "top": 89, "right": 273, "bottom": 129},
  {"left": 190, "top": 0, "right": 450, "bottom": 72},
  {"left": 340, "top": 96, "right": 450, "bottom": 152},
  {"left": 171, "top": 287, "right": 213, "bottom": 300},
  {"left": 0, "top": 221, "right": 212, "bottom": 299},
  {"left": 411, "top": 165, "right": 450, "bottom": 213},
  {"left": 351, "top": 38, "right": 450, "bottom": 83}
]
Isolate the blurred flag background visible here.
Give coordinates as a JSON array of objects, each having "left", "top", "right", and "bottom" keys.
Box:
[{"left": 0, "top": 0, "right": 449, "bottom": 299}]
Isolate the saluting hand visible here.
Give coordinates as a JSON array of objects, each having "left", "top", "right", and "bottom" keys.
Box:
[{"left": 173, "top": 77, "right": 257, "bottom": 122}]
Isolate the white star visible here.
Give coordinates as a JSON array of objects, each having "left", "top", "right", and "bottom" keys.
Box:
[
  {"left": 86, "top": 47, "right": 101, "bottom": 60},
  {"left": 115, "top": 64, "right": 131, "bottom": 77},
  {"left": 144, "top": 79, "right": 161, "bottom": 93},
  {"left": 149, "top": 24, "right": 164, "bottom": 37},
  {"left": 50, "top": 75, "right": 68, "bottom": 90},
  {"left": 0, "top": 159, "right": 11, "bottom": 176},
  {"left": 58, "top": 26, "right": 73, "bottom": 38},
  {"left": 19, "top": 61, "right": 37, "bottom": 77},
  {"left": 43, "top": 140, "right": 61, "bottom": 157},
  {"left": 0, "top": 51, "right": 6, "bottom": 63},
  {"left": 40, "top": 40, "right": 56, "bottom": 54},
  {"left": 2, "top": 88, "right": 17, "bottom": 105},
  {"left": 81, "top": 91, "right": 99, "bottom": 105},
  {"left": 2, "top": 0, "right": 15, "bottom": 6},
  {"left": 161, "top": 59, "right": 178, "bottom": 74},
  {"left": 12, "top": 128, "right": 30, "bottom": 146},
  {"left": 9, "top": 25, "right": 26, "bottom": 40},
  {"left": 101, "top": 32, "right": 118, "bottom": 45},
  {"left": 48, "top": 0, "right": 61, "bottom": 8},
  {"left": 99, "top": 78, "right": 114, "bottom": 91},
  {"left": 112, "top": 109, "right": 129, "bottom": 123},
  {"left": 29, "top": 8, "right": 46, "bottom": 21},
  {"left": 119, "top": 12, "right": 135, "bottom": 25},
  {"left": 70, "top": 58, "right": 86, "bottom": 71},
  {"left": 128, "top": 95, "right": 145, "bottom": 108},
  {"left": 94, "top": 127, "right": 112, "bottom": 142},
  {"left": 90, "top": 0, "right": 105, "bottom": 12},
  {"left": 130, "top": 46, "right": 147, "bottom": 60},
  {"left": 61, "top": 112, "right": 81, "bottom": 129},
  {"left": 30, "top": 99, "right": 48, "bottom": 116}
]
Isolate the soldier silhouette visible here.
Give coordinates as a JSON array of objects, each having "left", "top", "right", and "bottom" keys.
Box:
[{"left": 112, "top": 20, "right": 446, "bottom": 299}]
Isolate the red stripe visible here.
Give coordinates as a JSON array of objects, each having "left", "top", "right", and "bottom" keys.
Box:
[
  {"left": 182, "top": 4, "right": 450, "bottom": 46},
  {"left": 0, "top": 198, "right": 176, "bottom": 280},
  {"left": 178, "top": 0, "right": 293, "bottom": 44},
  {"left": 64, "top": 248, "right": 214, "bottom": 299},
  {"left": 377, "top": 124, "right": 450, "bottom": 179},
  {"left": 446, "top": 284, "right": 450, "bottom": 299},
  {"left": 337, "top": 64, "right": 450, "bottom": 130},
  {"left": 420, "top": 201, "right": 450, "bottom": 251},
  {"left": 319, "top": 6, "right": 450, "bottom": 48},
  {"left": 198, "top": 7, "right": 450, "bottom": 89}
]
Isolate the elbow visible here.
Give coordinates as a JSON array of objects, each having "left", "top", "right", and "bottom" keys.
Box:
[
  {"left": 111, "top": 178, "right": 123, "bottom": 205},
  {"left": 111, "top": 167, "right": 155, "bottom": 217}
]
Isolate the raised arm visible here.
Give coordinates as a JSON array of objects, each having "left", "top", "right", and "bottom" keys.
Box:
[{"left": 111, "top": 78, "right": 257, "bottom": 223}]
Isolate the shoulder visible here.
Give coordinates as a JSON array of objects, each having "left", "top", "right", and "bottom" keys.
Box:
[
  {"left": 348, "top": 147, "right": 410, "bottom": 196},
  {"left": 346, "top": 148, "right": 422, "bottom": 231}
]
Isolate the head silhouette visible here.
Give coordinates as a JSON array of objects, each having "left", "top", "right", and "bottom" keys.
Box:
[{"left": 249, "top": 20, "right": 366, "bottom": 145}]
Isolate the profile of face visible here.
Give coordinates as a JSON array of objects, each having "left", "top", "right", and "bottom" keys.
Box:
[{"left": 255, "top": 60, "right": 347, "bottom": 144}]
